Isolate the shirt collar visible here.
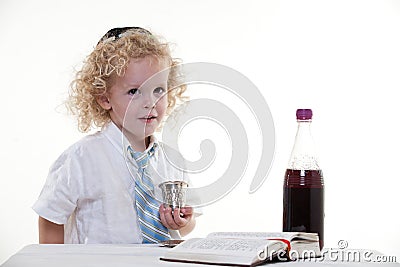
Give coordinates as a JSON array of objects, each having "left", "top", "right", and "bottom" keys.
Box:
[
  {"left": 145, "top": 135, "right": 159, "bottom": 154},
  {"left": 102, "top": 122, "right": 127, "bottom": 156}
]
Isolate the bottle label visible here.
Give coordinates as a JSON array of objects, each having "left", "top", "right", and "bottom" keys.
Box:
[{"left": 288, "top": 155, "right": 320, "bottom": 170}]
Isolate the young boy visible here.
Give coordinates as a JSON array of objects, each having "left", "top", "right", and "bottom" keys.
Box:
[{"left": 33, "top": 27, "right": 195, "bottom": 244}]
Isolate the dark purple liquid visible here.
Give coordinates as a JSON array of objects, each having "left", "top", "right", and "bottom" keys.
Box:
[{"left": 283, "top": 169, "right": 324, "bottom": 249}]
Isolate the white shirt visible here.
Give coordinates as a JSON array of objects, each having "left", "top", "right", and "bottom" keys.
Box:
[{"left": 32, "top": 122, "right": 188, "bottom": 243}]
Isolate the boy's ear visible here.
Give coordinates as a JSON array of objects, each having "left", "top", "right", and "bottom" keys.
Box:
[{"left": 96, "top": 95, "right": 112, "bottom": 110}]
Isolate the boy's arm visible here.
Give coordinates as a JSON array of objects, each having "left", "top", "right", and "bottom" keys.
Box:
[{"left": 38, "top": 217, "right": 64, "bottom": 244}]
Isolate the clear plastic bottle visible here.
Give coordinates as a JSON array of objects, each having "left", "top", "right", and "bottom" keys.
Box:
[{"left": 282, "top": 109, "right": 324, "bottom": 249}]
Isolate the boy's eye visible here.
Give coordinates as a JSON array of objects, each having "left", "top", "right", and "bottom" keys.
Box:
[
  {"left": 128, "top": 88, "right": 139, "bottom": 95},
  {"left": 154, "top": 87, "right": 166, "bottom": 95}
]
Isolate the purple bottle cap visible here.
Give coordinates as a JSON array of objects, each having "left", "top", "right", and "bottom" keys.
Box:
[{"left": 296, "top": 109, "right": 313, "bottom": 120}]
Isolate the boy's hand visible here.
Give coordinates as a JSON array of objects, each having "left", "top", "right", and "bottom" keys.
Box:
[{"left": 159, "top": 205, "right": 194, "bottom": 231}]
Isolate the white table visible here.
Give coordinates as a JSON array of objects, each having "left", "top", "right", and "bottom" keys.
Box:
[{"left": 1, "top": 244, "right": 398, "bottom": 267}]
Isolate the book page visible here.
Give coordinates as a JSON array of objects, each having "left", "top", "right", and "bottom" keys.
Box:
[
  {"left": 207, "top": 232, "right": 318, "bottom": 242},
  {"left": 172, "top": 238, "right": 282, "bottom": 257},
  {"left": 206, "top": 232, "right": 295, "bottom": 240}
]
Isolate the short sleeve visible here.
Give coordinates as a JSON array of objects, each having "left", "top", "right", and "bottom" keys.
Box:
[{"left": 32, "top": 148, "right": 81, "bottom": 225}]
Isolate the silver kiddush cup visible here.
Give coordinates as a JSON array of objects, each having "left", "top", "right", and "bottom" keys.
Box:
[{"left": 159, "top": 181, "right": 188, "bottom": 209}]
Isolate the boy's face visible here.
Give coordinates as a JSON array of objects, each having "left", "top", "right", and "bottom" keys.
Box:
[{"left": 98, "top": 56, "right": 169, "bottom": 148}]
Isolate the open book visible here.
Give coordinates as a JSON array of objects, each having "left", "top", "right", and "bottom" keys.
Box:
[{"left": 160, "top": 232, "right": 321, "bottom": 267}]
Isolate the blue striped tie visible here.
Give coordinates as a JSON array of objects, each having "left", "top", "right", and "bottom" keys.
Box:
[{"left": 127, "top": 145, "right": 171, "bottom": 243}]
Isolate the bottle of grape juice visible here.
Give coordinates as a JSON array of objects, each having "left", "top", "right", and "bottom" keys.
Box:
[{"left": 282, "top": 109, "right": 324, "bottom": 249}]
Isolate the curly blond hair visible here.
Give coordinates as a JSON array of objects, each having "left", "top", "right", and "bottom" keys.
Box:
[{"left": 67, "top": 30, "right": 186, "bottom": 133}]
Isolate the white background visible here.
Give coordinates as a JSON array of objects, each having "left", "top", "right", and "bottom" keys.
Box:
[{"left": 1, "top": 0, "right": 399, "bottom": 264}]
